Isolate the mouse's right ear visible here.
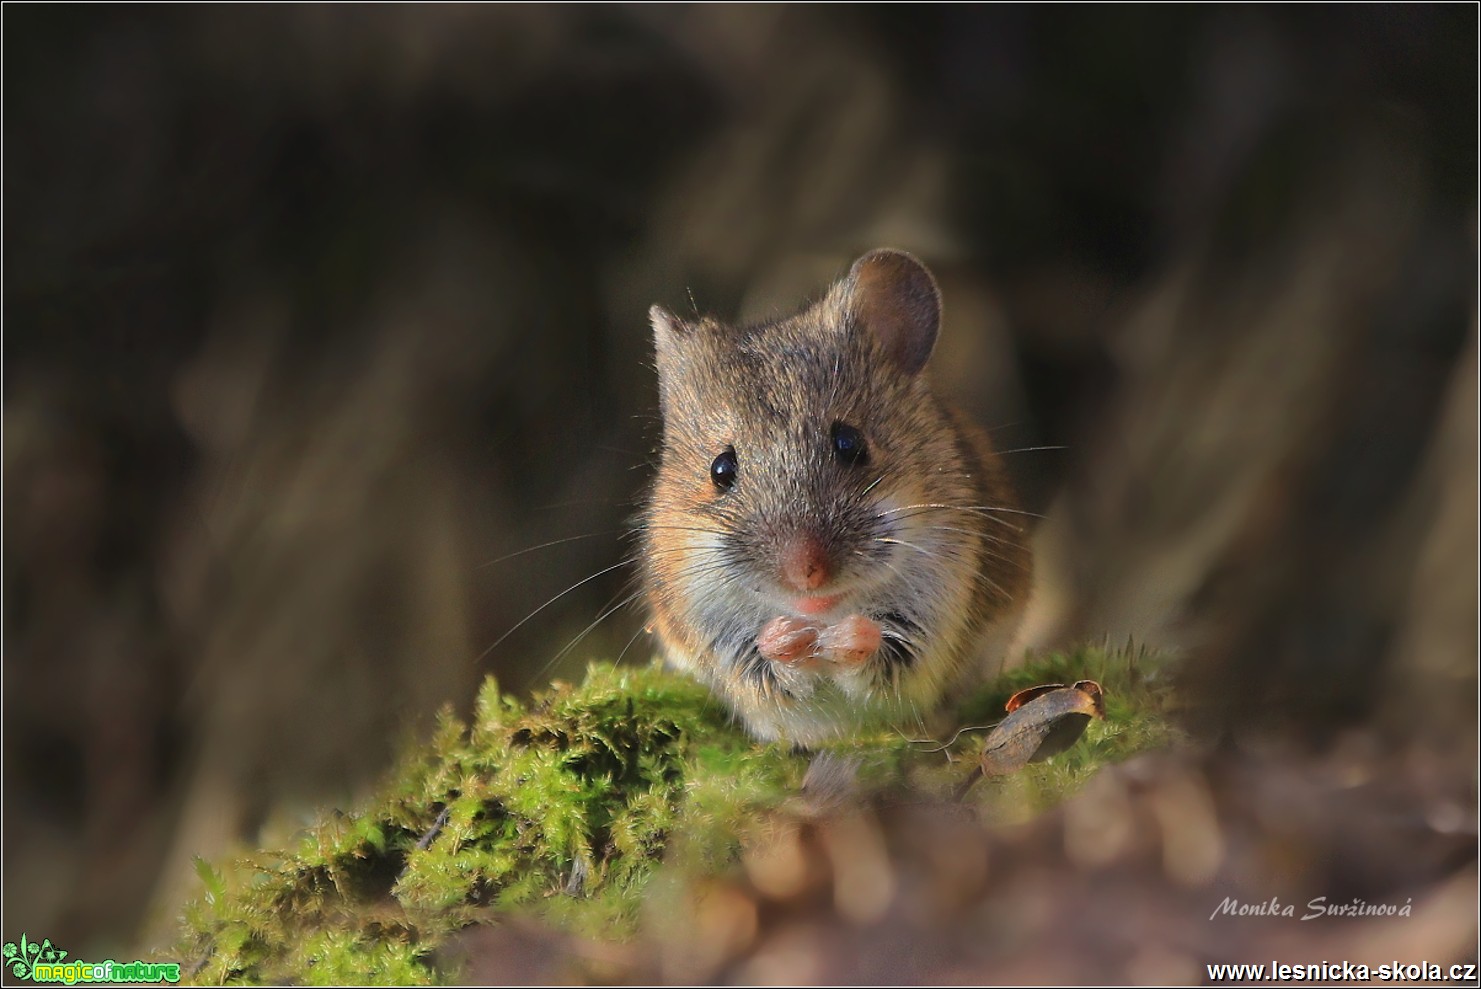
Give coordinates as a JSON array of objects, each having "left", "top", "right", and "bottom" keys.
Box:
[
  {"left": 650, "top": 304, "right": 691, "bottom": 372},
  {"left": 845, "top": 249, "right": 941, "bottom": 376}
]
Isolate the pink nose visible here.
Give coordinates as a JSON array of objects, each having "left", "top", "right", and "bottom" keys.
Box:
[{"left": 781, "top": 535, "right": 831, "bottom": 592}]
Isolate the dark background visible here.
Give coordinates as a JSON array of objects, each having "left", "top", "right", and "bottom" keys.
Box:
[{"left": 4, "top": 5, "right": 1475, "bottom": 956}]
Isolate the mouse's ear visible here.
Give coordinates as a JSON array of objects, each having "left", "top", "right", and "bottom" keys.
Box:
[
  {"left": 650, "top": 304, "right": 691, "bottom": 370},
  {"left": 845, "top": 249, "right": 941, "bottom": 376}
]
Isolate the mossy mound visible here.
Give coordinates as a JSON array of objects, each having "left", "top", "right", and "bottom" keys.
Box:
[{"left": 172, "top": 646, "right": 1183, "bottom": 984}]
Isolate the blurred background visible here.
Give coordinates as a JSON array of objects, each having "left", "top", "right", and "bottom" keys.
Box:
[{"left": 4, "top": 5, "right": 1475, "bottom": 959}]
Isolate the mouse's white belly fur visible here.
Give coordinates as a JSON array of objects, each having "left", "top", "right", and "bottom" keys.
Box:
[{"left": 658, "top": 501, "right": 1024, "bottom": 745}]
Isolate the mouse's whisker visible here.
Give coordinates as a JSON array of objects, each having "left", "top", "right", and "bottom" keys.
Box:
[
  {"left": 905, "top": 695, "right": 927, "bottom": 738},
  {"left": 665, "top": 564, "right": 742, "bottom": 589},
  {"left": 615, "top": 621, "right": 654, "bottom": 665},
  {"left": 476, "top": 530, "right": 624, "bottom": 570},
  {"left": 909, "top": 526, "right": 1034, "bottom": 568},
  {"left": 876, "top": 503, "right": 1035, "bottom": 532},
  {"left": 956, "top": 503, "right": 1046, "bottom": 520},
  {"left": 857, "top": 546, "right": 913, "bottom": 587},
  {"left": 475, "top": 558, "right": 636, "bottom": 664},
  {"left": 878, "top": 501, "right": 1043, "bottom": 520},
  {"left": 658, "top": 557, "right": 752, "bottom": 595},
  {"left": 974, "top": 546, "right": 1033, "bottom": 572},
  {"left": 970, "top": 570, "right": 1011, "bottom": 601},
  {"left": 637, "top": 524, "right": 734, "bottom": 538},
  {"left": 991, "top": 444, "right": 1068, "bottom": 456},
  {"left": 537, "top": 586, "right": 650, "bottom": 679},
  {"left": 641, "top": 548, "right": 733, "bottom": 568},
  {"left": 874, "top": 534, "right": 953, "bottom": 566}
]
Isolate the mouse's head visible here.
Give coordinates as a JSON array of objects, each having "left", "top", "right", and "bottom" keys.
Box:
[{"left": 644, "top": 249, "right": 985, "bottom": 631}]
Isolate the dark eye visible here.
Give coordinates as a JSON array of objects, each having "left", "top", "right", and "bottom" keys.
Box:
[
  {"left": 831, "top": 421, "right": 869, "bottom": 466},
  {"left": 710, "top": 446, "right": 738, "bottom": 491}
]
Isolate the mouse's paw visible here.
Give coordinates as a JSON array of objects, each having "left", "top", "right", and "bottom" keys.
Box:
[
  {"left": 815, "top": 614, "right": 882, "bottom": 668},
  {"left": 757, "top": 616, "right": 822, "bottom": 667}
]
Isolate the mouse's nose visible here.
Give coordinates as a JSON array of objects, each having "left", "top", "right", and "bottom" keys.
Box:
[{"left": 780, "top": 534, "right": 831, "bottom": 592}]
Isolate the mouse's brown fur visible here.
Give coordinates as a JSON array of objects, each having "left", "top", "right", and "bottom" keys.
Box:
[{"left": 642, "top": 249, "right": 1031, "bottom": 745}]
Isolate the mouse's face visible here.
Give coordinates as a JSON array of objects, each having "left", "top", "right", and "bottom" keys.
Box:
[
  {"left": 649, "top": 306, "right": 954, "bottom": 616},
  {"left": 642, "top": 252, "right": 1003, "bottom": 739}
]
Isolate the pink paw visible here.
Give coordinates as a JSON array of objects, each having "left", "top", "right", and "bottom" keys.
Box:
[
  {"left": 757, "top": 616, "right": 822, "bottom": 667},
  {"left": 816, "top": 614, "right": 882, "bottom": 667}
]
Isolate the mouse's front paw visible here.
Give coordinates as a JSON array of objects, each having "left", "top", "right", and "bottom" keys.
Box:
[
  {"left": 757, "top": 615, "right": 822, "bottom": 668},
  {"left": 815, "top": 614, "right": 882, "bottom": 667}
]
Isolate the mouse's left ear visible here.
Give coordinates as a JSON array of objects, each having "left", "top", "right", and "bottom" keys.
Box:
[
  {"left": 845, "top": 249, "right": 941, "bottom": 376},
  {"left": 650, "top": 304, "right": 691, "bottom": 371}
]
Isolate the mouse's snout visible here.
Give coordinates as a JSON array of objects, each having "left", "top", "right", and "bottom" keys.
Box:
[{"left": 779, "top": 532, "right": 832, "bottom": 593}]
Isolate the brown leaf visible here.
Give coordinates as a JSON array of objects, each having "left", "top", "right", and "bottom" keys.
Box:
[{"left": 981, "top": 681, "right": 1106, "bottom": 776}]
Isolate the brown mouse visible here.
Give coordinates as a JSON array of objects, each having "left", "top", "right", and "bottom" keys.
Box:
[{"left": 641, "top": 249, "right": 1031, "bottom": 746}]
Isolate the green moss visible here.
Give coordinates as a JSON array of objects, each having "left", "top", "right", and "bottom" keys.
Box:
[{"left": 170, "top": 647, "right": 1183, "bottom": 984}]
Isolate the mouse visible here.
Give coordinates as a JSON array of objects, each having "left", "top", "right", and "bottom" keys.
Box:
[{"left": 640, "top": 248, "right": 1032, "bottom": 746}]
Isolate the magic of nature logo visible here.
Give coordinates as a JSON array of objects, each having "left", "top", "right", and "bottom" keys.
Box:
[{"left": 4, "top": 934, "right": 181, "bottom": 984}]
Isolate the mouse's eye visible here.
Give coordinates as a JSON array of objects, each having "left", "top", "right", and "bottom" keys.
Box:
[
  {"left": 831, "top": 421, "right": 869, "bottom": 467},
  {"left": 710, "top": 446, "right": 738, "bottom": 491}
]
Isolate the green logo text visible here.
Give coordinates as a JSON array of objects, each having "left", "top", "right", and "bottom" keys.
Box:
[{"left": 4, "top": 934, "right": 180, "bottom": 984}]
